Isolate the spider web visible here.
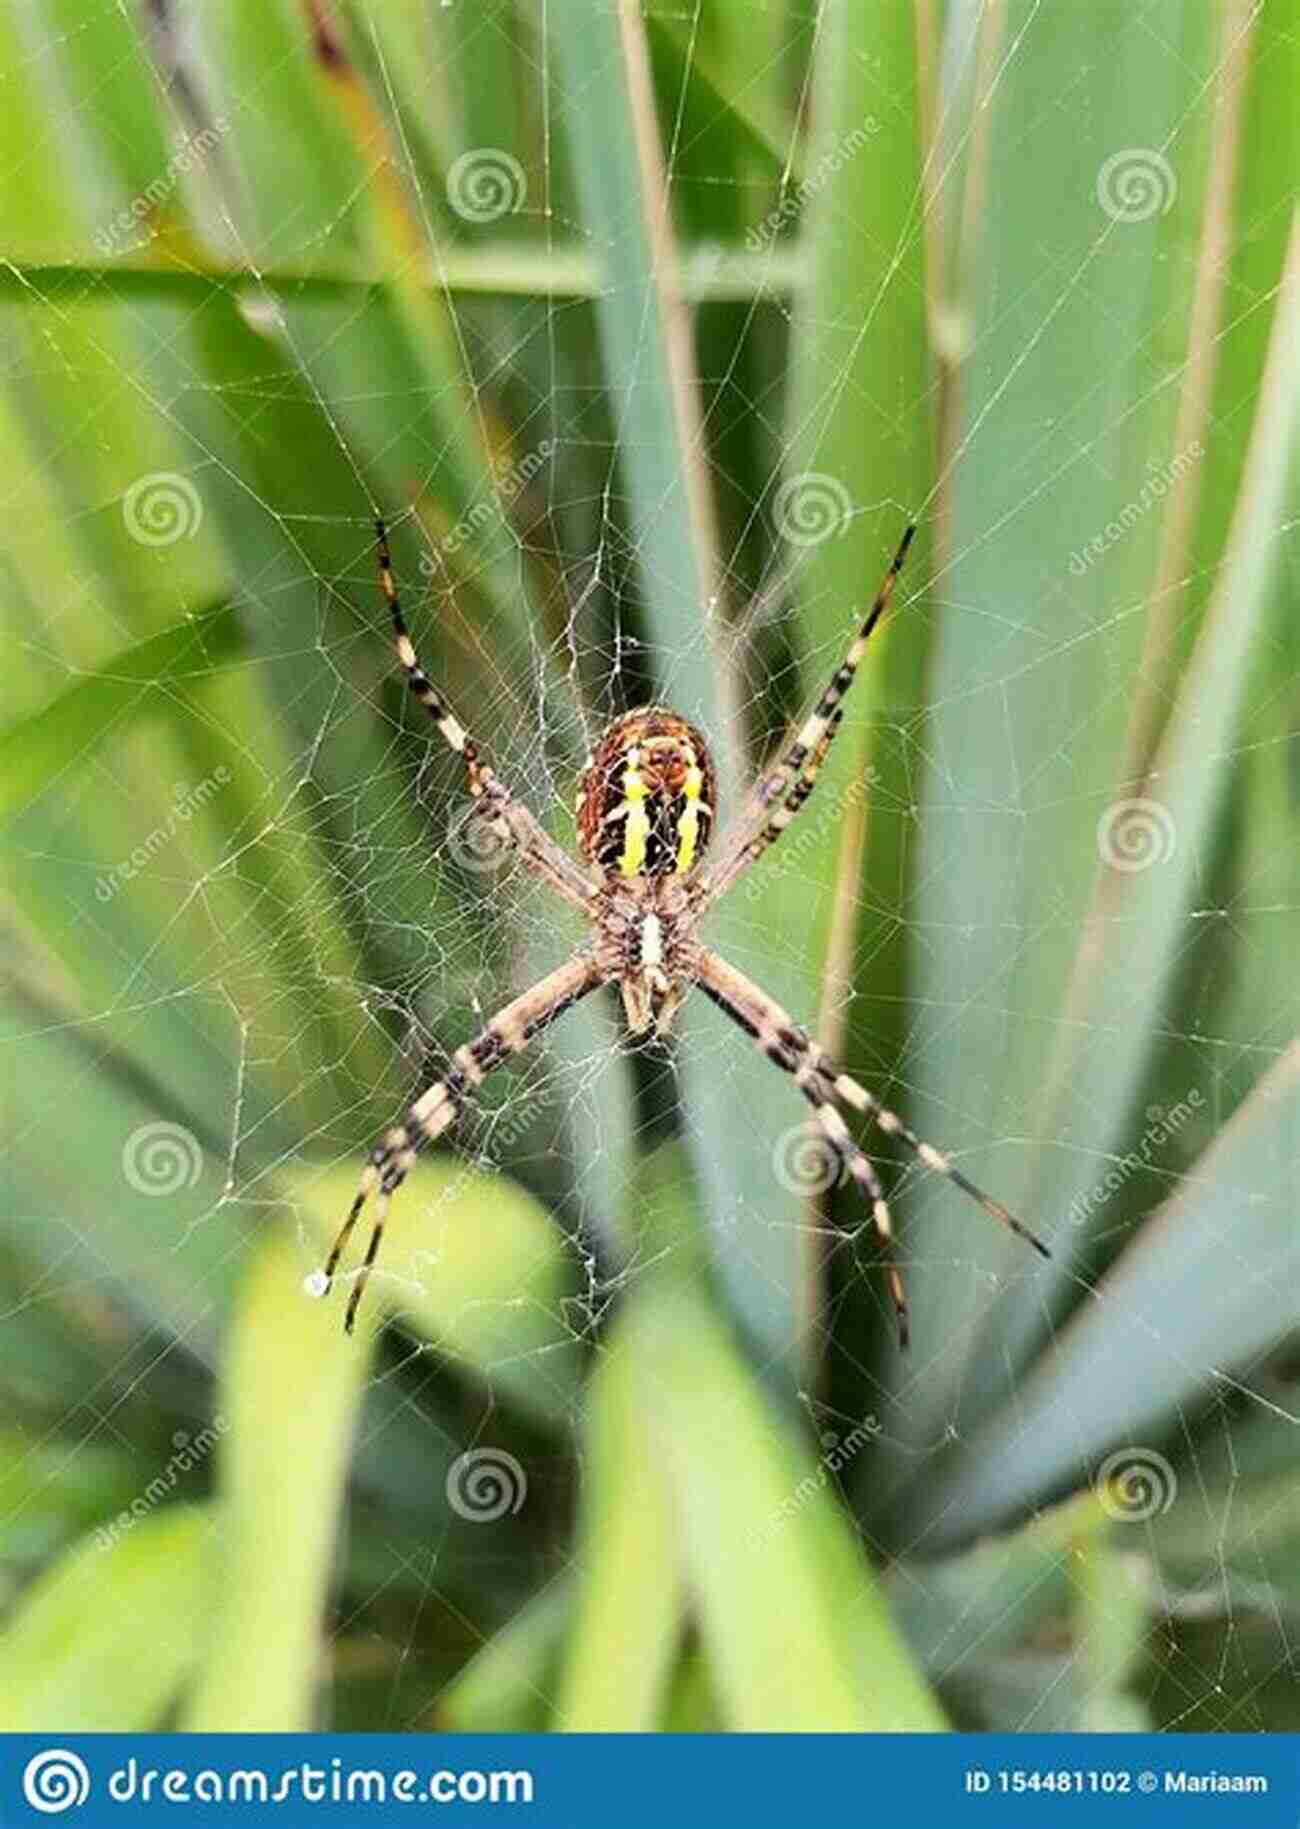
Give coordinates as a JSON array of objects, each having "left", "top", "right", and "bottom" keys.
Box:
[{"left": 3, "top": 0, "right": 1298, "bottom": 1737}]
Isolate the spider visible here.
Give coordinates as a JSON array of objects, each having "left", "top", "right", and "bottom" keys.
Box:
[{"left": 313, "top": 517, "right": 1049, "bottom": 1341}]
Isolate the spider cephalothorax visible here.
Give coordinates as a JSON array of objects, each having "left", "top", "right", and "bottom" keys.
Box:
[{"left": 313, "top": 517, "right": 1049, "bottom": 1340}]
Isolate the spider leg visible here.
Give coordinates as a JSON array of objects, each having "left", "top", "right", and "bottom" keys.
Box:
[
  {"left": 806, "top": 1090, "right": 910, "bottom": 1348},
  {"left": 729, "top": 707, "right": 843, "bottom": 886},
  {"left": 695, "top": 522, "right": 914, "bottom": 908},
  {"left": 316, "top": 952, "right": 604, "bottom": 1332},
  {"left": 690, "top": 946, "right": 1049, "bottom": 1339},
  {"left": 821, "top": 1063, "right": 1049, "bottom": 1258},
  {"left": 374, "top": 517, "right": 595, "bottom": 914},
  {"left": 690, "top": 948, "right": 908, "bottom": 1342}
]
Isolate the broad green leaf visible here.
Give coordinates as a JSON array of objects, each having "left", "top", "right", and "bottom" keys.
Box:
[
  {"left": 289, "top": 1158, "right": 584, "bottom": 1422},
  {"left": 0, "top": 1506, "right": 210, "bottom": 1730},
  {"left": 978, "top": 206, "right": 1300, "bottom": 1367},
  {"left": 903, "top": 1043, "right": 1300, "bottom": 1551},
  {"left": 0, "top": 604, "right": 242, "bottom": 820},
  {"left": 630, "top": 1267, "right": 944, "bottom": 1730},
  {"left": 889, "top": 211, "right": 1300, "bottom": 1544},
  {"left": 183, "top": 1228, "right": 369, "bottom": 1730},
  {"left": 438, "top": 1580, "right": 574, "bottom": 1732},
  {"left": 556, "top": 1325, "right": 682, "bottom": 1728},
  {"left": 885, "top": 0, "right": 1241, "bottom": 1458},
  {"left": 746, "top": 0, "right": 934, "bottom": 1377}
]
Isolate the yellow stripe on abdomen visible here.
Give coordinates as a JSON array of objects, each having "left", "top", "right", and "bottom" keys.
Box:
[
  {"left": 674, "top": 764, "right": 704, "bottom": 874},
  {"left": 618, "top": 761, "right": 650, "bottom": 876}
]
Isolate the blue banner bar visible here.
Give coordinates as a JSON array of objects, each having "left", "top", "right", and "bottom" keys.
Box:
[{"left": 2, "top": 1734, "right": 1297, "bottom": 1827}]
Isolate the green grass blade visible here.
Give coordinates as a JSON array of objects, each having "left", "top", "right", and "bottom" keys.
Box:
[
  {"left": 904, "top": 1042, "right": 1300, "bottom": 1550},
  {"left": 0, "top": 1506, "right": 210, "bottom": 1730},
  {"left": 887, "top": 0, "right": 1237, "bottom": 1446},
  {"left": 290, "top": 1158, "right": 584, "bottom": 1423},
  {"left": 438, "top": 1580, "right": 574, "bottom": 1732},
  {"left": 632, "top": 1269, "right": 944, "bottom": 1730},
  {"left": 555, "top": 1328, "right": 683, "bottom": 1728},
  {"left": 0, "top": 604, "right": 242, "bottom": 820},
  {"left": 182, "top": 1228, "right": 369, "bottom": 1730},
  {"left": 722, "top": 0, "right": 932, "bottom": 1371}
]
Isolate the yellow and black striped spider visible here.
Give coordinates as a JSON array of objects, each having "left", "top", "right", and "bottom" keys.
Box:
[{"left": 314, "top": 518, "right": 1049, "bottom": 1339}]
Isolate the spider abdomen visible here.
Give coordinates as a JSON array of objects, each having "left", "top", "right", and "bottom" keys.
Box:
[{"left": 575, "top": 706, "right": 716, "bottom": 881}]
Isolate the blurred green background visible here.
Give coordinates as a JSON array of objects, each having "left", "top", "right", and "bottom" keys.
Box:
[{"left": 2, "top": 0, "right": 1298, "bottom": 1733}]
